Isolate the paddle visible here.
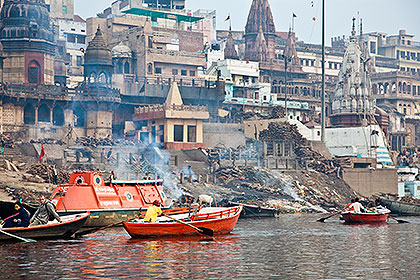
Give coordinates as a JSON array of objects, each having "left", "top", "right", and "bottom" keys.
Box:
[
  {"left": 162, "top": 213, "right": 214, "bottom": 237},
  {"left": 75, "top": 221, "right": 123, "bottom": 238},
  {"left": 317, "top": 210, "right": 344, "bottom": 223},
  {"left": 0, "top": 229, "right": 36, "bottom": 243},
  {"left": 388, "top": 215, "right": 409, "bottom": 224}
]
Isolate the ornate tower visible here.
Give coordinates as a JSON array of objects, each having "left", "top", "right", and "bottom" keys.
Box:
[
  {"left": 84, "top": 26, "right": 113, "bottom": 86},
  {"left": 224, "top": 28, "right": 239, "bottom": 60},
  {"left": 0, "top": 0, "right": 55, "bottom": 85},
  {"left": 330, "top": 18, "right": 376, "bottom": 127},
  {"left": 283, "top": 29, "right": 302, "bottom": 72},
  {"left": 244, "top": 0, "right": 276, "bottom": 62}
]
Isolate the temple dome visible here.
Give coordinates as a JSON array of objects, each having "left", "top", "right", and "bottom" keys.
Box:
[
  {"left": 111, "top": 42, "right": 132, "bottom": 58},
  {"left": 84, "top": 26, "right": 112, "bottom": 66}
]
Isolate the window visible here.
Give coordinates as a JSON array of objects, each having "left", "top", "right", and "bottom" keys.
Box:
[
  {"left": 155, "top": 67, "right": 162, "bottom": 74},
  {"left": 67, "top": 34, "right": 76, "bottom": 43},
  {"left": 408, "top": 41, "right": 411, "bottom": 45},
  {"left": 187, "top": 126, "right": 196, "bottom": 142},
  {"left": 370, "top": 41, "right": 376, "bottom": 54},
  {"left": 28, "top": 61, "right": 40, "bottom": 84},
  {"left": 181, "top": 70, "right": 187, "bottom": 76},
  {"left": 189, "top": 70, "right": 196, "bottom": 76},
  {"left": 174, "top": 125, "right": 183, "bottom": 142},
  {"left": 124, "top": 62, "right": 130, "bottom": 74},
  {"left": 46, "top": 4, "right": 50, "bottom": 12},
  {"left": 71, "top": 28, "right": 76, "bottom": 31},
  {"left": 147, "top": 63, "right": 153, "bottom": 74},
  {"left": 62, "top": 5, "right": 67, "bottom": 14},
  {"left": 402, "top": 39, "right": 405, "bottom": 45},
  {"left": 77, "top": 36, "right": 86, "bottom": 44},
  {"left": 172, "top": 69, "right": 178, "bottom": 75},
  {"left": 311, "top": 60, "right": 315, "bottom": 66},
  {"left": 76, "top": 56, "right": 82, "bottom": 66}
]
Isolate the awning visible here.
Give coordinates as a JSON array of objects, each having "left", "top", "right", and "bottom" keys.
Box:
[{"left": 122, "top": 8, "right": 203, "bottom": 23}]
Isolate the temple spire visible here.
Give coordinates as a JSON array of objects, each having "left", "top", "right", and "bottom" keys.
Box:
[
  {"left": 283, "top": 28, "right": 302, "bottom": 72},
  {"left": 165, "top": 81, "right": 183, "bottom": 105},
  {"left": 224, "top": 28, "right": 239, "bottom": 60}
]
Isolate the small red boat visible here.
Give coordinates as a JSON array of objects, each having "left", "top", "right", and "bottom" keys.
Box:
[
  {"left": 341, "top": 209, "right": 391, "bottom": 223},
  {"left": 0, "top": 212, "right": 90, "bottom": 241},
  {"left": 123, "top": 206, "right": 242, "bottom": 238}
]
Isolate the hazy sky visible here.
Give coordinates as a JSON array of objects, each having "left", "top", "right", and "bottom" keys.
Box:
[{"left": 74, "top": 0, "right": 420, "bottom": 45}]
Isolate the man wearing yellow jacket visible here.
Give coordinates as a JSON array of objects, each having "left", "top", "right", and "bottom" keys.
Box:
[{"left": 143, "top": 200, "right": 162, "bottom": 223}]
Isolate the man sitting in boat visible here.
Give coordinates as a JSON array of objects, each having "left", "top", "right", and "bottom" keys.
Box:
[
  {"left": 1, "top": 202, "right": 30, "bottom": 228},
  {"left": 345, "top": 199, "right": 355, "bottom": 211},
  {"left": 349, "top": 198, "right": 366, "bottom": 214},
  {"left": 30, "top": 195, "right": 62, "bottom": 226},
  {"left": 143, "top": 200, "right": 162, "bottom": 223}
]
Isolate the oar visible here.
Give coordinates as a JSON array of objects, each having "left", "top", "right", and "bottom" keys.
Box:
[
  {"left": 388, "top": 215, "right": 409, "bottom": 224},
  {"left": 162, "top": 213, "right": 214, "bottom": 237},
  {"left": 317, "top": 210, "right": 344, "bottom": 223},
  {"left": 75, "top": 221, "right": 123, "bottom": 238},
  {"left": 0, "top": 229, "right": 36, "bottom": 243}
]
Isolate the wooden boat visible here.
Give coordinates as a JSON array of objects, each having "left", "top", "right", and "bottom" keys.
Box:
[
  {"left": 0, "top": 212, "right": 90, "bottom": 241},
  {"left": 376, "top": 197, "right": 420, "bottom": 216},
  {"left": 341, "top": 209, "right": 391, "bottom": 223},
  {"left": 123, "top": 206, "right": 242, "bottom": 238},
  {"left": 50, "top": 171, "right": 169, "bottom": 227},
  {"left": 227, "top": 201, "right": 279, "bottom": 218}
]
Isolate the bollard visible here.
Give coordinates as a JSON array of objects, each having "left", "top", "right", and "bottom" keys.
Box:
[
  {"left": 213, "top": 174, "right": 217, "bottom": 184},
  {"left": 205, "top": 174, "right": 209, "bottom": 183},
  {"left": 180, "top": 172, "right": 184, "bottom": 184},
  {"left": 198, "top": 174, "right": 202, "bottom": 183},
  {"left": 188, "top": 174, "right": 193, "bottom": 183}
]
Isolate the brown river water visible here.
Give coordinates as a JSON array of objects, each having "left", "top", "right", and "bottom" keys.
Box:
[{"left": 1, "top": 214, "right": 420, "bottom": 279}]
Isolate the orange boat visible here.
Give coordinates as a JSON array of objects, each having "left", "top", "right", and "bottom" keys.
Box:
[
  {"left": 341, "top": 209, "right": 391, "bottom": 223},
  {"left": 50, "top": 171, "right": 168, "bottom": 227},
  {"left": 123, "top": 205, "right": 242, "bottom": 238}
]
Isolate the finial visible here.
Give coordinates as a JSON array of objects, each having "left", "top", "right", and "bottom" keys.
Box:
[
  {"left": 360, "top": 18, "right": 363, "bottom": 36},
  {"left": 351, "top": 17, "right": 356, "bottom": 36}
]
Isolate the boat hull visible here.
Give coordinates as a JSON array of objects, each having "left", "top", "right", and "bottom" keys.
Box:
[
  {"left": 376, "top": 197, "right": 420, "bottom": 216},
  {"left": 0, "top": 212, "right": 90, "bottom": 241},
  {"left": 228, "top": 201, "right": 278, "bottom": 218},
  {"left": 123, "top": 206, "right": 242, "bottom": 238},
  {"left": 341, "top": 212, "right": 389, "bottom": 223}
]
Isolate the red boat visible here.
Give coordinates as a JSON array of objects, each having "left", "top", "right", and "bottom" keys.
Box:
[
  {"left": 341, "top": 209, "right": 391, "bottom": 223},
  {"left": 0, "top": 212, "right": 90, "bottom": 241},
  {"left": 50, "top": 171, "right": 168, "bottom": 227},
  {"left": 123, "top": 206, "right": 242, "bottom": 238}
]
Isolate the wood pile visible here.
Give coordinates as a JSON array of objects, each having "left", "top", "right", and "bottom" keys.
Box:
[
  {"left": 27, "top": 163, "right": 69, "bottom": 184},
  {"left": 76, "top": 136, "right": 137, "bottom": 147},
  {"left": 259, "top": 122, "right": 340, "bottom": 174},
  {"left": 29, "top": 138, "right": 65, "bottom": 145}
]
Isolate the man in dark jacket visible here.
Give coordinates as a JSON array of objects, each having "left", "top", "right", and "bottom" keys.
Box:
[
  {"left": 30, "top": 195, "right": 62, "bottom": 225},
  {"left": 1, "top": 202, "right": 30, "bottom": 228}
]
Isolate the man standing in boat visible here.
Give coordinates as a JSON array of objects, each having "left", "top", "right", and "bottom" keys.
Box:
[
  {"left": 143, "top": 200, "right": 162, "bottom": 223},
  {"left": 30, "top": 195, "right": 62, "bottom": 225}
]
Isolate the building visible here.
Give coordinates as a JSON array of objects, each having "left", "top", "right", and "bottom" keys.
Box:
[
  {"left": 102, "top": 0, "right": 186, "bottom": 18},
  {"left": 44, "top": 0, "right": 74, "bottom": 20},
  {"left": 133, "top": 81, "right": 209, "bottom": 150}
]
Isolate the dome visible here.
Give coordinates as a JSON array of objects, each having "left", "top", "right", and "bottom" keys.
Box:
[
  {"left": 84, "top": 26, "right": 112, "bottom": 66},
  {"left": 111, "top": 42, "right": 132, "bottom": 58}
]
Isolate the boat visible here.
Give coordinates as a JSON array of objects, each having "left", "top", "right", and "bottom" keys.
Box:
[
  {"left": 227, "top": 201, "right": 279, "bottom": 218},
  {"left": 0, "top": 212, "right": 90, "bottom": 241},
  {"left": 49, "top": 171, "right": 168, "bottom": 227},
  {"left": 341, "top": 208, "right": 391, "bottom": 223},
  {"left": 376, "top": 197, "right": 420, "bottom": 216},
  {"left": 123, "top": 205, "right": 242, "bottom": 238}
]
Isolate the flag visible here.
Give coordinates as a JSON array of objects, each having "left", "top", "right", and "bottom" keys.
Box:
[
  {"left": 224, "top": 15, "right": 230, "bottom": 21},
  {"left": 293, "top": 13, "right": 297, "bottom": 18},
  {"left": 312, "top": 17, "right": 316, "bottom": 21},
  {"left": 40, "top": 144, "right": 45, "bottom": 162}
]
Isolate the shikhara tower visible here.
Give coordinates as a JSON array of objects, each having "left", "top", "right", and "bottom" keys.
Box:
[
  {"left": 330, "top": 18, "right": 376, "bottom": 127},
  {"left": 244, "top": 0, "right": 276, "bottom": 62}
]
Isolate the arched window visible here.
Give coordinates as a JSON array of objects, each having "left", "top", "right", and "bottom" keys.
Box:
[
  {"left": 116, "top": 61, "right": 123, "bottom": 74},
  {"left": 38, "top": 104, "right": 50, "bottom": 123},
  {"left": 9, "top": 6, "right": 20, "bottom": 17},
  {"left": 398, "top": 82, "right": 402, "bottom": 92},
  {"left": 89, "top": 72, "right": 96, "bottom": 83},
  {"left": 147, "top": 63, "right": 153, "bottom": 74},
  {"left": 24, "top": 104, "right": 35, "bottom": 124},
  {"left": 53, "top": 106, "right": 65, "bottom": 126},
  {"left": 98, "top": 72, "right": 107, "bottom": 84},
  {"left": 28, "top": 60, "right": 41, "bottom": 84},
  {"left": 124, "top": 61, "right": 130, "bottom": 74}
]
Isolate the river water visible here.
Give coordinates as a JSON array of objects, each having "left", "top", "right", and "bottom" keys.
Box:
[{"left": 1, "top": 214, "right": 420, "bottom": 280}]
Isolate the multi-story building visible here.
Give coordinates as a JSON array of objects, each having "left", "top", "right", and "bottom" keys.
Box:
[{"left": 44, "top": 0, "right": 74, "bottom": 20}]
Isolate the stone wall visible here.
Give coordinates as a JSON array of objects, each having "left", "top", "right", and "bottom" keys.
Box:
[
  {"left": 202, "top": 123, "right": 245, "bottom": 148},
  {"left": 343, "top": 168, "right": 398, "bottom": 197}
]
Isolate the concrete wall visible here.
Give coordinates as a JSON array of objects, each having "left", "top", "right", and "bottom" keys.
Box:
[
  {"left": 202, "top": 123, "right": 245, "bottom": 148},
  {"left": 343, "top": 168, "right": 398, "bottom": 197}
]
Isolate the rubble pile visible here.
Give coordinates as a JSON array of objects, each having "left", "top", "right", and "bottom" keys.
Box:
[
  {"left": 259, "top": 122, "right": 340, "bottom": 174},
  {"left": 76, "top": 136, "right": 137, "bottom": 147},
  {"left": 216, "top": 166, "right": 273, "bottom": 185},
  {"left": 397, "top": 195, "right": 420, "bottom": 205},
  {"left": 29, "top": 138, "right": 65, "bottom": 145},
  {"left": 27, "top": 163, "right": 70, "bottom": 184},
  {"left": 0, "top": 185, "right": 44, "bottom": 204}
]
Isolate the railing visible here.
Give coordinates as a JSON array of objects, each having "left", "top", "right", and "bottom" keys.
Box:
[
  {"left": 134, "top": 103, "right": 208, "bottom": 114},
  {"left": 190, "top": 206, "right": 240, "bottom": 221}
]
